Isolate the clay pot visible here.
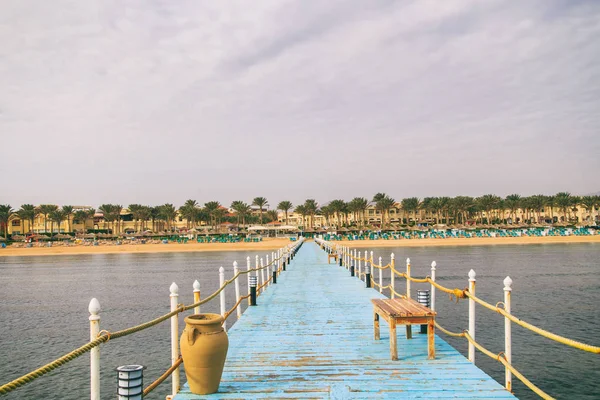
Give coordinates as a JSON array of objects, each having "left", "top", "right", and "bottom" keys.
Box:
[{"left": 180, "top": 313, "right": 229, "bottom": 394}]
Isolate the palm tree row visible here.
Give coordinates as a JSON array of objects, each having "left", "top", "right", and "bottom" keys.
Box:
[{"left": 1, "top": 193, "right": 599, "bottom": 238}]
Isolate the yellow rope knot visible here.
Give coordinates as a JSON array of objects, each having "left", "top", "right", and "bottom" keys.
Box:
[{"left": 448, "top": 288, "right": 467, "bottom": 303}]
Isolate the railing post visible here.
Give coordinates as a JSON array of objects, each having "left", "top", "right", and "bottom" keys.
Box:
[
  {"left": 266, "top": 254, "right": 271, "bottom": 287},
  {"left": 378, "top": 256, "right": 383, "bottom": 293},
  {"left": 219, "top": 267, "right": 226, "bottom": 331},
  {"left": 468, "top": 269, "right": 476, "bottom": 363},
  {"left": 406, "top": 258, "right": 411, "bottom": 299},
  {"left": 89, "top": 298, "right": 101, "bottom": 400},
  {"left": 365, "top": 265, "right": 371, "bottom": 288},
  {"left": 193, "top": 280, "right": 201, "bottom": 314},
  {"left": 390, "top": 253, "right": 395, "bottom": 298},
  {"left": 260, "top": 258, "right": 265, "bottom": 293},
  {"left": 255, "top": 255, "right": 260, "bottom": 292},
  {"left": 504, "top": 276, "right": 513, "bottom": 392},
  {"left": 234, "top": 261, "right": 242, "bottom": 319},
  {"left": 169, "top": 283, "right": 180, "bottom": 396},
  {"left": 246, "top": 256, "right": 251, "bottom": 305},
  {"left": 430, "top": 261, "right": 436, "bottom": 311},
  {"left": 358, "top": 251, "right": 362, "bottom": 280}
]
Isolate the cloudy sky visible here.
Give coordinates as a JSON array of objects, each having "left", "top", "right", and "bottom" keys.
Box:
[{"left": 1, "top": 0, "right": 599, "bottom": 208}]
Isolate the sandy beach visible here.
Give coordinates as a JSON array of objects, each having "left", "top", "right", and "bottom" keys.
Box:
[
  {"left": 328, "top": 235, "right": 600, "bottom": 248},
  {"left": 1, "top": 235, "right": 598, "bottom": 257},
  {"left": 0, "top": 238, "right": 293, "bottom": 257}
]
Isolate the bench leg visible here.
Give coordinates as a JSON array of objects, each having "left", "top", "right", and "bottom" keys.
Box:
[
  {"left": 374, "top": 312, "right": 380, "bottom": 340},
  {"left": 406, "top": 325, "right": 412, "bottom": 340},
  {"left": 427, "top": 319, "right": 435, "bottom": 360},
  {"left": 390, "top": 319, "right": 398, "bottom": 361}
]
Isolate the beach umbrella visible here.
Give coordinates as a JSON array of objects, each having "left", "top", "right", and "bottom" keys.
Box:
[
  {"left": 37, "top": 236, "right": 51, "bottom": 241},
  {"left": 0, "top": 237, "right": 5, "bottom": 241},
  {"left": 53, "top": 234, "right": 72, "bottom": 240},
  {"left": 11, "top": 235, "right": 26, "bottom": 241}
]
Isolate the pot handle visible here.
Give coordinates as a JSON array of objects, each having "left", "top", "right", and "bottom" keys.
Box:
[{"left": 187, "top": 326, "right": 197, "bottom": 346}]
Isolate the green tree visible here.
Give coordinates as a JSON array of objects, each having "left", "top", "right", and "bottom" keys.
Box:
[
  {"left": 159, "top": 204, "right": 177, "bottom": 231},
  {"left": 294, "top": 204, "right": 307, "bottom": 229},
  {"left": 38, "top": 204, "right": 58, "bottom": 233},
  {"left": 476, "top": 194, "right": 501, "bottom": 224},
  {"left": 328, "top": 199, "right": 347, "bottom": 227},
  {"left": 581, "top": 196, "right": 599, "bottom": 224},
  {"left": 266, "top": 210, "right": 279, "bottom": 222},
  {"left": 303, "top": 199, "right": 319, "bottom": 229},
  {"left": 128, "top": 204, "right": 143, "bottom": 232},
  {"left": 374, "top": 194, "right": 395, "bottom": 229},
  {"left": 17, "top": 204, "right": 37, "bottom": 234},
  {"left": 401, "top": 197, "right": 420, "bottom": 225},
  {"left": 62, "top": 205, "right": 74, "bottom": 233},
  {"left": 0, "top": 205, "right": 14, "bottom": 240},
  {"left": 204, "top": 201, "right": 221, "bottom": 227},
  {"left": 98, "top": 204, "right": 116, "bottom": 233},
  {"left": 252, "top": 197, "right": 268, "bottom": 224},
  {"left": 555, "top": 192, "right": 572, "bottom": 222},
  {"left": 74, "top": 209, "right": 95, "bottom": 233},
  {"left": 277, "top": 201, "right": 293, "bottom": 225},
  {"left": 348, "top": 197, "right": 369, "bottom": 226},
  {"left": 49, "top": 209, "right": 66, "bottom": 235},
  {"left": 179, "top": 200, "right": 199, "bottom": 228}
]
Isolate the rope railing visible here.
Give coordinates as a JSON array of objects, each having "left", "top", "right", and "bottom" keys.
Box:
[
  {"left": 0, "top": 238, "right": 305, "bottom": 398},
  {"left": 314, "top": 238, "right": 599, "bottom": 400},
  {"left": 143, "top": 357, "right": 183, "bottom": 397}
]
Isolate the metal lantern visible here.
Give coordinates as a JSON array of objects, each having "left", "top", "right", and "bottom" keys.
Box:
[{"left": 116, "top": 365, "right": 145, "bottom": 400}]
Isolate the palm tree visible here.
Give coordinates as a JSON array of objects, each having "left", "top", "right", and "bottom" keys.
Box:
[
  {"left": 0, "top": 205, "right": 14, "bottom": 240},
  {"left": 159, "top": 204, "right": 177, "bottom": 231},
  {"left": 303, "top": 199, "right": 318, "bottom": 229},
  {"left": 451, "top": 196, "right": 474, "bottom": 224},
  {"left": 17, "top": 204, "right": 37, "bottom": 234},
  {"left": 266, "top": 210, "right": 279, "bottom": 222},
  {"left": 128, "top": 204, "right": 143, "bottom": 232},
  {"left": 38, "top": 204, "right": 58, "bottom": 233},
  {"left": 62, "top": 205, "right": 74, "bottom": 233},
  {"left": 138, "top": 206, "right": 151, "bottom": 231},
  {"left": 581, "top": 196, "right": 599, "bottom": 224},
  {"left": 277, "top": 201, "right": 293, "bottom": 225},
  {"left": 98, "top": 204, "right": 115, "bottom": 233},
  {"left": 320, "top": 204, "right": 333, "bottom": 226},
  {"left": 328, "top": 200, "right": 346, "bottom": 227},
  {"left": 74, "top": 209, "right": 94, "bottom": 233},
  {"left": 49, "top": 209, "right": 66, "bottom": 234},
  {"left": 204, "top": 201, "right": 221, "bottom": 228},
  {"left": 401, "top": 197, "right": 420, "bottom": 225},
  {"left": 476, "top": 194, "right": 502, "bottom": 224},
  {"left": 374, "top": 194, "right": 395, "bottom": 229},
  {"left": 113, "top": 205, "right": 123, "bottom": 234},
  {"left": 504, "top": 194, "right": 521, "bottom": 224},
  {"left": 294, "top": 205, "right": 307, "bottom": 229},
  {"left": 555, "top": 192, "right": 572, "bottom": 222},
  {"left": 179, "top": 200, "right": 199, "bottom": 228},
  {"left": 252, "top": 197, "right": 268, "bottom": 224}
]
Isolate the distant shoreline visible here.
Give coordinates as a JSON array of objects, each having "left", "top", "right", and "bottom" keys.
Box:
[{"left": 1, "top": 235, "right": 598, "bottom": 257}]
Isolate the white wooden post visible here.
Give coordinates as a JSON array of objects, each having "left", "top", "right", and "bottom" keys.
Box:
[
  {"left": 219, "top": 267, "right": 226, "bottom": 331},
  {"left": 193, "top": 280, "right": 201, "bottom": 314},
  {"left": 358, "top": 251, "right": 362, "bottom": 280},
  {"left": 353, "top": 249, "right": 357, "bottom": 269},
  {"left": 255, "top": 255, "right": 260, "bottom": 289},
  {"left": 260, "top": 258, "right": 265, "bottom": 293},
  {"left": 370, "top": 251, "right": 374, "bottom": 271},
  {"left": 390, "top": 253, "right": 395, "bottom": 298},
  {"left": 246, "top": 256, "right": 251, "bottom": 305},
  {"left": 504, "top": 276, "right": 513, "bottom": 391},
  {"left": 266, "top": 254, "right": 271, "bottom": 287},
  {"left": 234, "top": 261, "right": 242, "bottom": 319},
  {"left": 430, "top": 261, "right": 436, "bottom": 311},
  {"left": 468, "top": 269, "right": 476, "bottom": 363},
  {"left": 406, "top": 258, "right": 411, "bottom": 298},
  {"left": 378, "top": 256, "right": 383, "bottom": 293},
  {"left": 89, "top": 298, "right": 101, "bottom": 400},
  {"left": 169, "top": 283, "right": 180, "bottom": 395}
]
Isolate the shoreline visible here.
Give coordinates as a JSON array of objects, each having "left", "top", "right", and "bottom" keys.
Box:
[{"left": 1, "top": 235, "right": 598, "bottom": 257}]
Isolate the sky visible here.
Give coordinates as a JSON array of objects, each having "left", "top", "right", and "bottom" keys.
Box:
[{"left": 1, "top": 0, "right": 599, "bottom": 209}]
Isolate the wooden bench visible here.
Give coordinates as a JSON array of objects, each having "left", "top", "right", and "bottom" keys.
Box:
[
  {"left": 327, "top": 253, "right": 338, "bottom": 264},
  {"left": 371, "top": 298, "right": 436, "bottom": 361}
]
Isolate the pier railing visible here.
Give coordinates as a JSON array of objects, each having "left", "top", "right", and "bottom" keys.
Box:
[
  {"left": 315, "top": 239, "right": 600, "bottom": 400},
  {"left": 0, "top": 238, "right": 304, "bottom": 399}
]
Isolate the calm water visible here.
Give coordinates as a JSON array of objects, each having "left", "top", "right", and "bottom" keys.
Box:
[{"left": 0, "top": 244, "right": 599, "bottom": 399}]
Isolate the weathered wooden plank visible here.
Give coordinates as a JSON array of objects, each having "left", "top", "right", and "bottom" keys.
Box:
[{"left": 174, "top": 242, "right": 517, "bottom": 399}]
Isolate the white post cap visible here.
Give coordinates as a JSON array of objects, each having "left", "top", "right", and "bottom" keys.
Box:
[
  {"left": 431, "top": 261, "right": 436, "bottom": 268},
  {"left": 468, "top": 269, "right": 476, "bottom": 281},
  {"left": 233, "top": 261, "right": 238, "bottom": 268},
  {"left": 89, "top": 298, "right": 101, "bottom": 315},
  {"left": 193, "top": 280, "right": 200, "bottom": 291},
  {"left": 219, "top": 266, "right": 225, "bottom": 274},
  {"left": 391, "top": 253, "right": 395, "bottom": 259},
  {"left": 406, "top": 257, "right": 410, "bottom": 264},
  {"left": 170, "top": 282, "right": 179, "bottom": 295},
  {"left": 504, "top": 276, "right": 513, "bottom": 291}
]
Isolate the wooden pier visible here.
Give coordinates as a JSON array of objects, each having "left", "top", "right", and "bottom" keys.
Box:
[{"left": 174, "top": 241, "right": 517, "bottom": 399}]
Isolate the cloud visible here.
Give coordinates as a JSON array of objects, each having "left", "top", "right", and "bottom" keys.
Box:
[{"left": 0, "top": 0, "right": 599, "bottom": 207}]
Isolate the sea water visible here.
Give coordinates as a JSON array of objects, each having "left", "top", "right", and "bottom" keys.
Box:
[{"left": 0, "top": 244, "right": 598, "bottom": 399}]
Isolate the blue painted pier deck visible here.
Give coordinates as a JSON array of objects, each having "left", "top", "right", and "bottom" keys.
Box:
[{"left": 174, "top": 242, "right": 517, "bottom": 399}]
